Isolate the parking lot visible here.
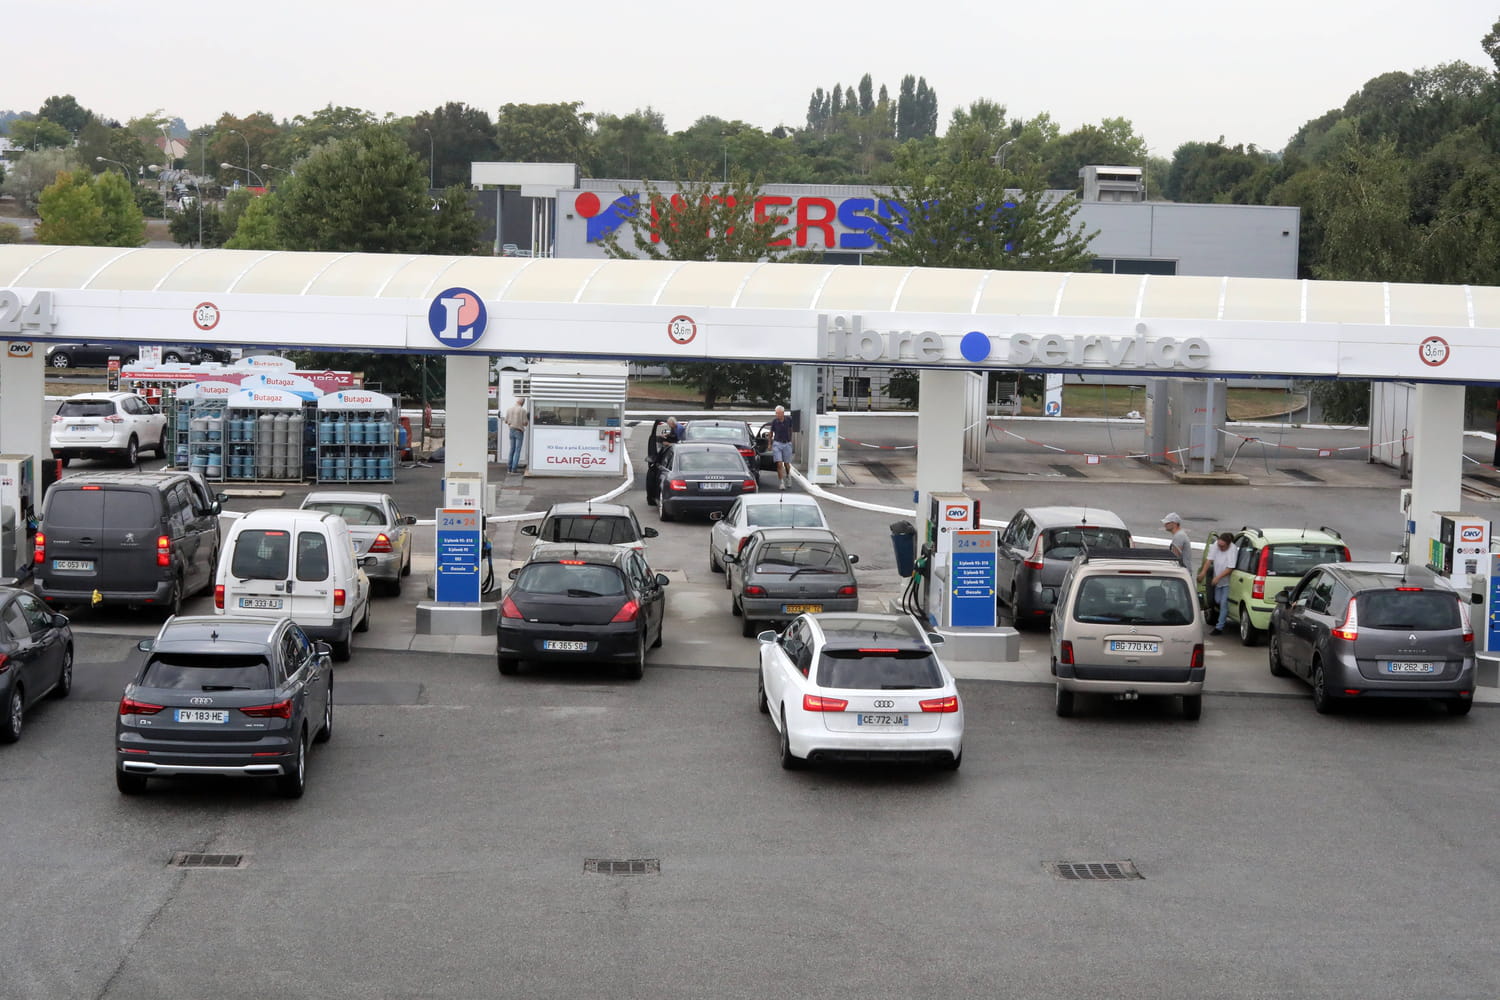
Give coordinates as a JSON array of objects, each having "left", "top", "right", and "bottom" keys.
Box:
[{"left": 7, "top": 413, "right": 1500, "bottom": 999}]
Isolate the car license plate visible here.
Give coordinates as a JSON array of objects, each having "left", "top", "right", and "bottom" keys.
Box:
[
  {"left": 699, "top": 481, "right": 732, "bottom": 491},
  {"left": 52, "top": 559, "right": 93, "bottom": 571},
  {"left": 1386, "top": 661, "right": 1435, "bottom": 674},
  {"left": 857, "top": 714, "right": 910, "bottom": 727},
  {"left": 174, "top": 709, "right": 228, "bottom": 724},
  {"left": 1109, "top": 640, "right": 1159, "bottom": 653},
  {"left": 69, "top": 425, "right": 91, "bottom": 432},
  {"left": 543, "top": 640, "right": 588, "bottom": 651},
  {"left": 783, "top": 604, "right": 823, "bottom": 614},
  {"left": 239, "top": 597, "right": 283, "bottom": 610}
]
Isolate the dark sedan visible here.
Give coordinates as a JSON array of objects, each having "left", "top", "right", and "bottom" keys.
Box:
[
  {"left": 115, "top": 615, "right": 332, "bottom": 798},
  {"left": 0, "top": 588, "right": 73, "bottom": 743},
  {"left": 45, "top": 342, "right": 225, "bottom": 368},
  {"left": 497, "top": 542, "right": 668, "bottom": 680},
  {"left": 657, "top": 442, "right": 759, "bottom": 521},
  {"left": 678, "top": 418, "right": 763, "bottom": 480},
  {"left": 724, "top": 527, "right": 860, "bottom": 637}
]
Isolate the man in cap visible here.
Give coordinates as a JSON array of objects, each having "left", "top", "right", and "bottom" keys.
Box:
[{"left": 1162, "top": 513, "right": 1192, "bottom": 569}]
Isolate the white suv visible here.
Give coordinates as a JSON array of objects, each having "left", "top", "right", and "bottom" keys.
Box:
[{"left": 50, "top": 392, "right": 168, "bottom": 467}]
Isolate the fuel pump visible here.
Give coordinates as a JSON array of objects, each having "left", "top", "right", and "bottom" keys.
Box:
[
  {"left": 921, "top": 493, "right": 982, "bottom": 629},
  {"left": 0, "top": 454, "right": 35, "bottom": 586}
]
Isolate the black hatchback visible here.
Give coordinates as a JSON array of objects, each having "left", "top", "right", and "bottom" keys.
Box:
[
  {"left": 0, "top": 588, "right": 73, "bottom": 743},
  {"left": 497, "top": 542, "right": 669, "bottom": 679},
  {"left": 656, "top": 443, "right": 759, "bottom": 521},
  {"left": 115, "top": 615, "right": 333, "bottom": 797}
]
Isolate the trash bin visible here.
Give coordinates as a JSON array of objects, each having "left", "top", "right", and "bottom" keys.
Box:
[{"left": 890, "top": 520, "right": 916, "bottom": 578}]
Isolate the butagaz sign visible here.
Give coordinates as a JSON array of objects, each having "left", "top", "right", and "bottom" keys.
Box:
[{"left": 816, "top": 314, "right": 1211, "bottom": 371}]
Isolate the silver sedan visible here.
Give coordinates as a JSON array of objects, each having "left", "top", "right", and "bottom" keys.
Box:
[{"left": 299, "top": 491, "right": 416, "bottom": 595}]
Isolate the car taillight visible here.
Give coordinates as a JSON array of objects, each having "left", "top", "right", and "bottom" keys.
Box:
[
  {"left": 742, "top": 479, "right": 757, "bottom": 491},
  {"left": 119, "top": 696, "right": 163, "bottom": 716},
  {"left": 837, "top": 585, "right": 857, "bottom": 597},
  {"left": 33, "top": 531, "right": 44, "bottom": 565},
  {"left": 1190, "top": 644, "right": 1204, "bottom": 669},
  {"left": 50, "top": 415, "right": 63, "bottom": 423},
  {"left": 737, "top": 536, "right": 751, "bottom": 554},
  {"left": 214, "top": 584, "right": 224, "bottom": 610},
  {"left": 1458, "top": 598, "right": 1474, "bottom": 643},
  {"left": 104, "top": 415, "right": 124, "bottom": 424},
  {"left": 919, "top": 695, "right": 959, "bottom": 713},
  {"left": 803, "top": 694, "right": 848, "bottom": 712},
  {"left": 1024, "top": 533, "right": 1045, "bottom": 571},
  {"left": 1341, "top": 547, "right": 1352, "bottom": 562},
  {"left": 240, "top": 700, "right": 293, "bottom": 719},
  {"left": 669, "top": 479, "right": 687, "bottom": 492},
  {"left": 744, "top": 585, "right": 766, "bottom": 596},
  {"left": 156, "top": 534, "right": 171, "bottom": 567},
  {"left": 369, "top": 533, "right": 393, "bottom": 553},
  {"left": 0, "top": 654, "right": 9, "bottom": 674},
  {"left": 333, "top": 588, "right": 346, "bottom": 610},
  {"left": 501, "top": 596, "right": 522, "bottom": 619},
  {"left": 1331, "top": 596, "right": 1358, "bottom": 641},
  {"left": 1250, "top": 546, "right": 1270, "bottom": 600},
  {"left": 610, "top": 600, "right": 640, "bottom": 622},
  {"left": 1059, "top": 640, "right": 1074, "bottom": 665},
  {"left": 738, "top": 447, "right": 755, "bottom": 458}
]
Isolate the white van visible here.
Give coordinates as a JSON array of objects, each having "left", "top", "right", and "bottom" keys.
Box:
[{"left": 215, "top": 509, "right": 372, "bottom": 661}]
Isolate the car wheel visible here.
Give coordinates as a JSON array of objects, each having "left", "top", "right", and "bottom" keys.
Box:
[
  {"left": 50, "top": 352, "right": 71, "bottom": 369},
  {"left": 163, "top": 352, "right": 182, "bottom": 363},
  {"left": 1181, "top": 694, "right": 1203, "bottom": 721},
  {"left": 730, "top": 595, "right": 742, "bottom": 617},
  {"left": 115, "top": 769, "right": 147, "bottom": 795},
  {"left": 651, "top": 619, "right": 663, "bottom": 649},
  {"left": 1238, "top": 607, "right": 1261, "bottom": 646},
  {"left": 1311, "top": 660, "right": 1336, "bottom": 715},
  {"left": 622, "top": 633, "right": 645, "bottom": 680},
  {"left": 386, "top": 573, "right": 402, "bottom": 597},
  {"left": 1445, "top": 698, "right": 1473, "bottom": 717},
  {"left": 332, "top": 635, "right": 352, "bottom": 662},
  {"left": 497, "top": 654, "right": 518, "bottom": 676},
  {"left": 0, "top": 685, "right": 22, "bottom": 743},
  {"left": 778, "top": 708, "right": 804, "bottom": 770},
  {"left": 1267, "top": 629, "right": 1290, "bottom": 677},
  {"left": 659, "top": 500, "right": 675, "bottom": 522},
  {"left": 122, "top": 356, "right": 138, "bottom": 367},
  {"left": 757, "top": 671, "right": 769, "bottom": 714},
  {"left": 709, "top": 550, "right": 722, "bottom": 574},
  {"left": 275, "top": 730, "right": 308, "bottom": 799},
  {"left": 938, "top": 749, "right": 962, "bottom": 771},
  {"left": 1054, "top": 683, "right": 1075, "bottom": 719},
  {"left": 51, "top": 645, "right": 73, "bottom": 698},
  {"left": 355, "top": 601, "right": 370, "bottom": 633},
  {"left": 741, "top": 613, "right": 757, "bottom": 638},
  {"left": 162, "top": 578, "right": 183, "bottom": 620},
  {"left": 154, "top": 429, "right": 168, "bottom": 458},
  {"left": 400, "top": 551, "right": 412, "bottom": 577},
  {"left": 123, "top": 436, "right": 138, "bottom": 467},
  {"left": 314, "top": 686, "right": 333, "bottom": 743}
]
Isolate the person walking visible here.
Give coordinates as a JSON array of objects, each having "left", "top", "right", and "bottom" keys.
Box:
[
  {"left": 1199, "top": 531, "right": 1238, "bottom": 635},
  {"left": 504, "top": 397, "right": 528, "bottom": 474},
  {"left": 1162, "top": 513, "right": 1192, "bottom": 569},
  {"left": 769, "top": 405, "right": 794, "bottom": 490}
]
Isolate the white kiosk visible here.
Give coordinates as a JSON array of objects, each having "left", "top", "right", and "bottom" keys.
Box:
[{"left": 524, "top": 361, "right": 628, "bottom": 477}]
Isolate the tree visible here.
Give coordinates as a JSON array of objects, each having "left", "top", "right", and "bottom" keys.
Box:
[
  {"left": 410, "top": 102, "right": 497, "bottom": 188},
  {"left": 590, "top": 108, "right": 671, "bottom": 178},
  {"left": 209, "top": 111, "right": 281, "bottom": 184},
  {"left": 9, "top": 118, "right": 70, "bottom": 150},
  {"left": 858, "top": 74, "right": 875, "bottom": 115},
  {"left": 36, "top": 95, "right": 93, "bottom": 134},
  {"left": 0, "top": 146, "right": 78, "bottom": 211},
  {"left": 494, "top": 101, "right": 595, "bottom": 164},
  {"left": 93, "top": 170, "right": 146, "bottom": 247},
  {"left": 427, "top": 185, "right": 485, "bottom": 255},
  {"left": 35, "top": 170, "right": 107, "bottom": 245},
  {"left": 1484, "top": 17, "right": 1500, "bottom": 73},
  {"left": 223, "top": 194, "right": 282, "bottom": 250}
]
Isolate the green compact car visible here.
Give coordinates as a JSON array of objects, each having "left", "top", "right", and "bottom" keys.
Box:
[{"left": 1198, "top": 526, "right": 1351, "bottom": 646}]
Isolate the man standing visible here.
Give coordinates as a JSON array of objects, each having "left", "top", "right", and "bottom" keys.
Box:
[
  {"left": 769, "top": 405, "right": 794, "bottom": 490},
  {"left": 1162, "top": 513, "right": 1192, "bottom": 569},
  {"left": 1199, "top": 532, "right": 1238, "bottom": 635},
  {"left": 504, "top": 397, "right": 528, "bottom": 474}
]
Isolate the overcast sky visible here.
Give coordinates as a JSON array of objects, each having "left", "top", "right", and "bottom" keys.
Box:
[{"left": 8, "top": 0, "right": 1494, "bottom": 156}]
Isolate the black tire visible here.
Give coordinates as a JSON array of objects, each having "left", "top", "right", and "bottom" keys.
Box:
[
  {"left": 400, "top": 552, "right": 412, "bottom": 577},
  {"left": 115, "top": 769, "right": 147, "bottom": 795},
  {"left": 497, "top": 655, "right": 518, "bottom": 676},
  {"left": 49, "top": 352, "right": 71, "bottom": 369},
  {"left": 741, "top": 613, "right": 757, "bottom": 638},
  {"left": 730, "top": 595, "right": 742, "bottom": 617},
  {"left": 938, "top": 750, "right": 962, "bottom": 771},
  {"left": 1445, "top": 698, "right": 1473, "bottom": 717},
  {"left": 154, "top": 429, "right": 168, "bottom": 458},
  {"left": 1239, "top": 608, "right": 1261, "bottom": 646},
  {"left": 162, "top": 578, "right": 183, "bottom": 621},
  {"left": 622, "top": 633, "right": 645, "bottom": 680},
  {"left": 1267, "top": 629, "right": 1290, "bottom": 677},
  {"left": 1054, "top": 683, "right": 1075, "bottom": 719},
  {"left": 1181, "top": 694, "right": 1203, "bottom": 721},
  {"left": 314, "top": 686, "right": 333, "bottom": 743},
  {"left": 355, "top": 601, "right": 370, "bottom": 633},
  {"left": 123, "top": 436, "right": 138, "bottom": 467},
  {"left": 163, "top": 352, "right": 182, "bottom": 363},
  {"left": 386, "top": 573, "right": 402, "bottom": 597},
  {"left": 659, "top": 500, "right": 675, "bottom": 522},
  {"left": 51, "top": 645, "right": 73, "bottom": 698},
  {"left": 0, "top": 685, "right": 22, "bottom": 743},
  {"left": 332, "top": 635, "right": 352, "bottom": 662},
  {"left": 757, "top": 670, "right": 769, "bottom": 714},
  {"left": 778, "top": 708, "right": 804, "bottom": 770},
  {"left": 1311, "top": 661, "right": 1336, "bottom": 715},
  {"left": 276, "top": 730, "right": 307, "bottom": 799},
  {"left": 709, "top": 550, "right": 722, "bottom": 574},
  {"left": 122, "top": 356, "right": 138, "bottom": 367},
  {"left": 651, "top": 619, "right": 663, "bottom": 649}
]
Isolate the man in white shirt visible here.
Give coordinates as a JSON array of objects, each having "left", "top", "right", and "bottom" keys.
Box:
[{"left": 1199, "top": 532, "right": 1238, "bottom": 635}]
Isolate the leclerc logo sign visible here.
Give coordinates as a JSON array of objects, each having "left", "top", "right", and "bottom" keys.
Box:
[{"left": 428, "top": 287, "right": 487, "bottom": 348}]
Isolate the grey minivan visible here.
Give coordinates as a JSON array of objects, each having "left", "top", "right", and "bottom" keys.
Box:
[
  {"left": 35, "top": 472, "right": 224, "bottom": 617},
  {"left": 997, "top": 507, "right": 1132, "bottom": 627},
  {"left": 1267, "top": 563, "right": 1475, "bottom": 715}
]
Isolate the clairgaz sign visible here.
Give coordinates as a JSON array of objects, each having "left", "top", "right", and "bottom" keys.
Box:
[{"left": 816, "top": 314, "right": 1211, "bottom": 371}]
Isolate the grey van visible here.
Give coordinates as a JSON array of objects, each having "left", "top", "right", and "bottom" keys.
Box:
[{"left": 35, "top": 472, "right": 224, "bottom": 617}]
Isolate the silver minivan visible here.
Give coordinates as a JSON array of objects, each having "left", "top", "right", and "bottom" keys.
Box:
[{"left": 997, "top": 506, "right": 1131, "bottom": 627}]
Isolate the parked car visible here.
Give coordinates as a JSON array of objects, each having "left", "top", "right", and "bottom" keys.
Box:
[
  {"left": 215, "top": 509, "right": 373, "bottom": 661},
  {"left": 0, "top": 588, "right": 72, "bottom": 743},
  {"left": 1200, "top": 525, "right": 1351, "bottom": 646},
  {"left": 115, "top": 615, "right": 333, "bottom": 798},
  {"left": 677, "top": 418, "right": 764, "bottom": 480},
  {"left": 1267, "top": 563, "right": 1474, "bottom": 715},
  {"left": 725, "top": 527, "right": 860, "bottom": 637},
  {"left": 44, "top": 342, "right": 213, "bottom": 368},
  {"left": 520, "top": 501, "right": 657, "bottom": 555},
  {"left": 50, "top": 391, "right": 169, "bottom": 466},
  {"left": 299, "top": 491, "right": 416, "bottom": 595},
  {"left": 708, "top": 493, "right": 829, "bottom": 579},
  {"left": 757, "top": 612, "right": 963, "bottom": 770},
  {"left": 655, "top": 442, "right": 759, "bottom": 521},
  {"left": 996, "top": 506, "right": 1132, "bottom": 627},
  {"left": 497, "top": 542, "right": 669, "bottom": 679},
  {"left": 34, "top": 471, "right": 224, "bottom": 616},
  {"left": 1050, "top": 547, "right": 1206, "bottom": 720}
]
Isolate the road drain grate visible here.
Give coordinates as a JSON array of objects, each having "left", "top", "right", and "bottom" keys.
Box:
[
  {"left": 1278, "top": 467, "right": 1323, "bottom": 483},
  {"left": 584, "top": 858, "right": 660, "bottom": 876},
  {"left": 169, "top": 852, "right": 247, "bottom": 869},
  {"left": 1046, "top": 860, "right": 1142, "bottom": 881}
]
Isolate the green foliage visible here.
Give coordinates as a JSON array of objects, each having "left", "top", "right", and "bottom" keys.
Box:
[
  {"left": 885, "top": 369, "right": 919, "bottom": 407},
  {"left": 0, "top": 147, "right": 78, "bottom": 212},
  {"left": 209, "top": 111, "right": 282, "bottom": 184},
  {"left": 0, "top": 222, "right": 21, "bottom": 244},
  {"left": 285, "top": 351, "right": 434, "bottom": 399},
  {"left": 9, "top": 118, "right": 71, "bottom": 150},
  {"left": 168, "top": 202, "right": 227, "bottom": 249},
  {"left": 93, "top": 170, "right": 146, "bottom": 247},
  {"left": 494, "top": 101, "right": 594, "bottom": 164},
  {"left": 36, "top": 170, "right": 106, "bottom": 245},
  {"left": 1308, "top": 381, "right": 1370, "bottom": 424},
  {"left": 428, "top": 184, "right": 484, "bottom": 255},
  {"left": 600, "top": 172, "right": 793, "bottom": 263},
  {"left": 36, "top": 94, "right": 94, "bottom": 133},
  {"left": 410, "top": 102, "right": 496, "bottom": 188},
  {"left": 590, "top": 108, "right": 672, "bottom": 178},
  {"left": 134, "top": 185, "right": 164, "bottom": 219},
  {"left": 223, "top": 194, "right": 281, "bottom": 250},
  {"left": 1040, "top": 118, "right": 1150, "bottom": 189}
]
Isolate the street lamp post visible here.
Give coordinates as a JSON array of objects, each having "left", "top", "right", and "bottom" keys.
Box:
[
  {"left": 992, "top": 139, "right": 1017, "bottom": 170},
  {"left": 422, "top": 127, "right": 434, "bottom": 189},
  {"left": 221, "top": 162, "right": 266, "bottom": 189},
  {"left": 226, "top": 128, "right": 251, "bottom": 174},
  {"left": 260, "top": 163, "right": 292, "bottom": 185}
]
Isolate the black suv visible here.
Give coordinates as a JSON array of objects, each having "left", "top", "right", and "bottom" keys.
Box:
[
  {"left": 1267, "top": 563, "right": 1475, "bottom": 715},
  {"left": 116, "top": 615, "right": 333, "bottom": 797},
  {"left": 35, "top": 472, "right": 225, "bottom": 617}
]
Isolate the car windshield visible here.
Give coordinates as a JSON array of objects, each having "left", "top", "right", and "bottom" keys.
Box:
[
  {"left": 515, "top": 562, "right": 625, "bottom": 597},
  {"left": 1267, "top": 543, "right": 1347, "bottom": 575},
  {"left": 677, "top": 451, "right": 745, "bottom": 474},
  {"left": 141, "top": 654, "right": 272, "bottom": 691},
  {"left": 1044, "top": 526, "right": 1131, "bottom": 560},
  {"left": 304, "top": 502, "right": 384, "bottom": 526},
  {"left": 1358, "top": 589, "right": 1461, "bottom": 630},
  {"left": 541, "top": 515, "right": 637, "bottom": 545},
  {"left": 231, "top": 530, "right": 290, "bottom": 580},
  {"left": 746, "top": 505, "right": 824, "bottom": 529},
  {"left": 56, "top": 400, "right": 115, "bottom": 418},
  {"left": 685, "top": 426, "right": 744, "bottom": 443},
  {"left": 753, "top": 540, "right": 847, "bottom": 574},
  {"left": 816, "top": 649, "right": 942, "bottom": 689},
  {"left": 1073, "top": 576, "right": 1195, "bottom": 626}
]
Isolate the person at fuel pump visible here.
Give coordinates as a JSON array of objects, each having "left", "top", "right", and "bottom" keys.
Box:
[
  {"left": 504, "top": 397, "right": 528, "bottom": 474},
  {"left": 1199, "top": 532, "right": 1238, "bottom": 635},
  {"left": 769, "top": 405, "right": 794, "bottom": 490}
]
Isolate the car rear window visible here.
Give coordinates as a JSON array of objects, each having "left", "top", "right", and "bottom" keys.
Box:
[
  {"left": 1267, "top": 543, "right": 1347, "bottom": 576},
  {"left": 515, "top": 562, "right": 626, "bottom": 597},
  {"left": 1044, "top": 526, "right": 1131, "bottom": 560},
  {"left": 303, "top": 502, "right": 384, "bottom": 526},
  {"left": 44, "top": 490, "right": 105, "bottom": 528},
  {"left": 46, "top": 489, "right": 156, "bottom": 530},
  {"left": 752, "top": 540, "right": 847, "bottom": 574},
  {"left": 541, "top": 515, "right": 637, "bottom": 545},
  {"left": 296, "top": 532, "right": 330, "bottom": 582},
  {"left": 1358, "top": 589, "right": 1461, "bottom": 630},
  {"left": 817, "top": 649, "right": 943, "bottom": 689},
  {"left": 746, "top": 505, "right": 824, "bottom": 529},
  {"left": 56, "top": 399, "right": 116, "bottom": 418},
  {"left": 677, "top": 451, "right": 746, "bottom": 473},
  {"left": 1073, "top": 576, "right": 1196, "bottom": 626},
  {"left": 685, "top": 426, "right": 744, "bottom": 443},
  {"left": 141, "top": 654, "right": 272, "bottom": 691},
  {"left": 231, "top": 529, "right": 290, "bottom": 580}
]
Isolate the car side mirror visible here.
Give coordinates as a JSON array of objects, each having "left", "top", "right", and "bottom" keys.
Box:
[
  {"left": 926, "top": 632, "right": 945, "bottom": 646},
  {"left": 722, "top": 553, "right": 738, "bottom": 565},
  {"left": 136, "top": 638, "right": 155, "bottom": 652},
  {"left": 403, "top": 515, "right": 417, "bottom": 525},
  {"left": 520, "top": 525, "right": 538, "bottom": 536},
  {"left": 847, "top": 554, "right": 859, "bottom": 564},
  {"left": 51, "top": 613, "right": 69, "bottom": 628},
  {"left": 214, "top": 493, "right": 230, "bottom": 504},
  {"left": 1275, "top": 591, "right": 1291, "bottom": 606},
  {"left": 358, "top": 555, "right": 378, "bottom": 567},
  {"left": 314, "top": 640, "right": 332, "bottom": 657},
  {"left": 508, "top": 567, "right": 520, "bottom": 580},
  {"left": 757, "top": 630, "right": 778, "bottom": 643},
  {"left": 708, "top": 511, "right": 724, "bottom": 522},
  {"left": 655, "top": 573, "right": 670, "bottom": 587},
  {"left": 643, "top": 527, "right": 659, "bottom": 538}
]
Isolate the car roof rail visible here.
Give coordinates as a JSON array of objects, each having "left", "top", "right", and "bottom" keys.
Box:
[
  {"left": 1079, "top": 547, "right": 1181, "bottom": 564},
  {"left": 1240, "top": 525, "right": 1264, "bottom": 538}
]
